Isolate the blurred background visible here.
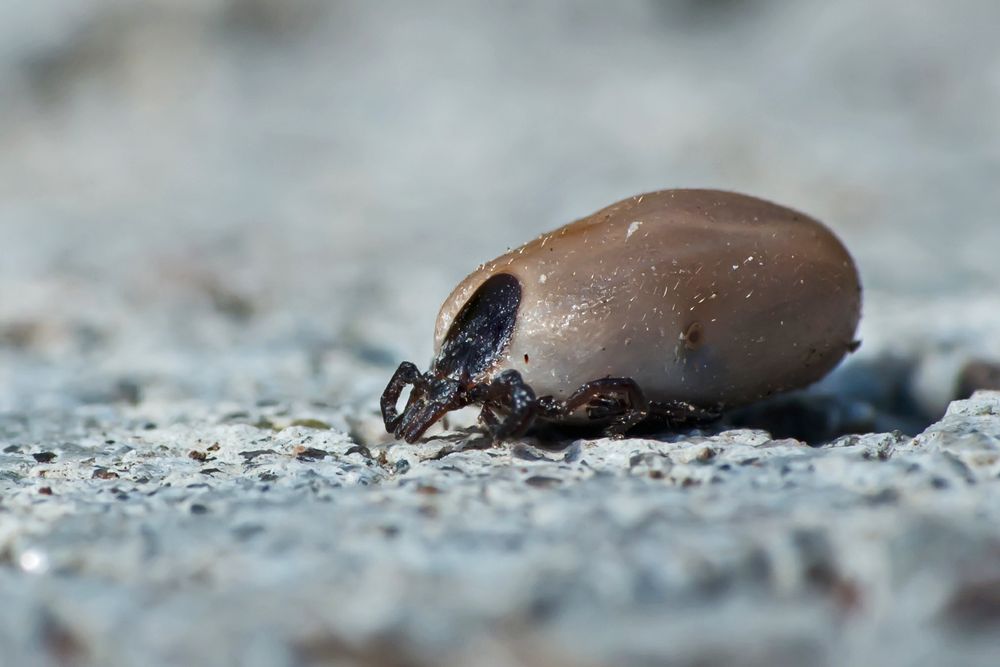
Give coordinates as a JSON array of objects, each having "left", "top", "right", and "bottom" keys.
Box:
[
  {"left": 3, "top": 3, "right": 1000, "bottom": 666},
  {"left": 2, "top": 0, "right": 999, "bottom": 420}
]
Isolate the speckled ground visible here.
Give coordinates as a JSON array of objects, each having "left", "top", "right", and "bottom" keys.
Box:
[
  {"left": 3, "top": 395, "right": 1000, "bottom": 666},
  {"left": 2, "top": 1, "right": 1000, "bottom": 666}
]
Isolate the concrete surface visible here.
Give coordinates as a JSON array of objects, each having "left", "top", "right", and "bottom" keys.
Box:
[{"left": 1, "top": 1, "right": 1000, "bottom": 666}]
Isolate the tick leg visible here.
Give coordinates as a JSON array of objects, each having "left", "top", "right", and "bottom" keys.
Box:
[
  {"left": 584, "top": 396, "right": 626, "bottom": 421},
  {"left": 478, "top": 403, "right": 499, "bottom": 431},
  {"left": 562, "top": 377, "right": 650, "bottom": 438},
  {"left": 535, "top": 395, "right": 563, "bottom": 419},
  {"left": 649, "top": 400, "right": 721, "bottom": 427},
  {"left": 380, "top": 361, "right": 423, "bottom": 433},
  {"left": 477, "top": 370, "right": 537, "bottom": 441}
]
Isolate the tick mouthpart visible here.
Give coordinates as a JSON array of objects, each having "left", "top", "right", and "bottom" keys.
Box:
[{"left": 393, "top": 376, "right": 467, "bottom": 443}]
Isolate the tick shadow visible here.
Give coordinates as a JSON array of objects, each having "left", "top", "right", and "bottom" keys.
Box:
[
  {"left": 527, "top": 355, "right": 946, "bottom": 448},
  {"left": 403, "top": 354, "right": 991, "bottom": 451},
  {"left": 723, "top": 355, "right": 938, "bottom": 446}
]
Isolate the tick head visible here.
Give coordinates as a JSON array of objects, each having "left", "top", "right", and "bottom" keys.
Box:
[{"left": 391, "top": 375, "right": 467, "bottom": 443}]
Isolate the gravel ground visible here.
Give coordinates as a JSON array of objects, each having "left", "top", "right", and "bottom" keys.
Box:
[{"left": 2, "top": 1, "right": 1000, "bottom": 666}]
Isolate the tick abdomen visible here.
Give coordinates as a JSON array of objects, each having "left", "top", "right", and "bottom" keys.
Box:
[{"left": 435, "top": 190, "right": 861, "bottom": 409}]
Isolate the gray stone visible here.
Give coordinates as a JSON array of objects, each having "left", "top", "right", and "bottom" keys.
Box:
[{"left": 2, "top": 2, "right": 1000, "bottom": 666}]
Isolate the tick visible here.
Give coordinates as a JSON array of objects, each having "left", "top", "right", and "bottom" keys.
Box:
[{"left": 382, "top": 189, "right": 862, "bottom": 443}]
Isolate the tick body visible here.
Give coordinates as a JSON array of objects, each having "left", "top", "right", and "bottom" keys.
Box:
[{"left": 382, "top": 189, "right": 862, "bottom": 443}]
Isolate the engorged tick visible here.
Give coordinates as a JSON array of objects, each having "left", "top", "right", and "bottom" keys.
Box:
[{"left": 381, "top": 189, "right": 862, "bottom": 443}]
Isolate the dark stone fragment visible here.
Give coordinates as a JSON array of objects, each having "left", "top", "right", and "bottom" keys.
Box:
[
  {"left": 524, "top": 475, "right": 562, "bottom": 488},
  {"left": 240, "top": 449, "right": 277, "bottom": 461},
  {"left": 345, "top": 444, "right": 373, "bottom": 459},
  {"left": 297, "top": 447, "right": 329, "bottom": 461}
]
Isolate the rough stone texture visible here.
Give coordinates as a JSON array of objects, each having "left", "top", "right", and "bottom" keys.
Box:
[
  {"left": 2, "top": 1, "right": 1000, "bottom": 666},
  {"left": 4, "top": 396, "right": 1000, "bottom": 666}
]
